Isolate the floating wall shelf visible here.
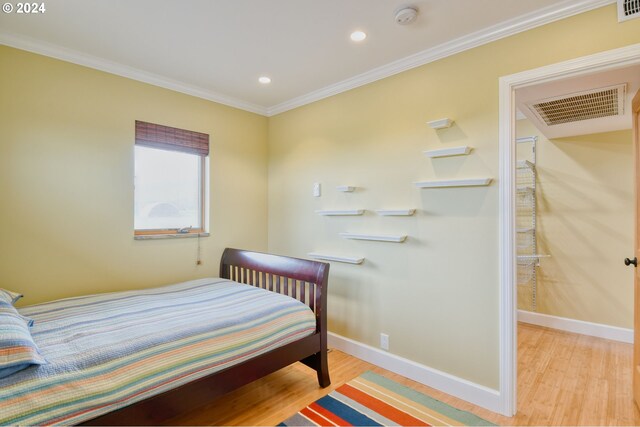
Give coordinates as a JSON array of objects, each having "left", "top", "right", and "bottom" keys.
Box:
[
  {"left": 339, "top": 232, "right": 407, "bottom": 243},
  {"left": 424, "top": 146, "right": 472, "bottom": 158},
  {"left": 337, "top": 186, "right": 356, "bottom": 192},
  {"left": 308, "top": 253, "right": 364, "bottom": 265},
  {"left": 415, "top": 178, "right": 492, "bottom": 188},
  {"left": 375, "top": 209, "right": 416, "bottom": 216},
  {"left": 427, "top": 118, "right": 454, "bottom": 129},
  {"left": 315, "top": 209, "right": 364, "bottom": 216}
]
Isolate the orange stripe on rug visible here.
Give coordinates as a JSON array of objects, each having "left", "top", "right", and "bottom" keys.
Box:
[
  {"left": 300, "top": 406, "right": 336, "bottom": 426},
  {"left": 338, "top": 383, "right": 430, "bottom": 426},
  {"left": 309, "top": 402, "right": 353, "bottom": 426}
]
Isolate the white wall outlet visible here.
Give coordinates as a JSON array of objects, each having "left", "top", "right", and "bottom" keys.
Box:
[
  {"left": 380, "top": 333, "right": 389, "bottom": 351},
  {"left": 313, "top": 182, "right": 321, "bottom": 197}
]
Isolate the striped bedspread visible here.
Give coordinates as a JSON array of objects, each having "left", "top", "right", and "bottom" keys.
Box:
[{"left": 1, "top": 278, "right": 316, "bottom": 426}]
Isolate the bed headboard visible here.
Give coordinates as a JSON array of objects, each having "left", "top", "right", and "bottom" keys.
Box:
[{"left": 219, "top": 248, "right": 329, "bottom": 332}]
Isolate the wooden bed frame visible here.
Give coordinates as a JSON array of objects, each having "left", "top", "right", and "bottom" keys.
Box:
[{"left": 81, "top": 248, "right": 330, "bottom": 425}]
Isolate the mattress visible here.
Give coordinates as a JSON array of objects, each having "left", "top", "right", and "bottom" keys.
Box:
[{"left": 0, "top": 278, "right": 316, "bottom": 426}]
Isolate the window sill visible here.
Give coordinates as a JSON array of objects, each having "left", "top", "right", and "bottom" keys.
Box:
[{"left": 134, "top": 232, "right": 210, "bottom": 240}]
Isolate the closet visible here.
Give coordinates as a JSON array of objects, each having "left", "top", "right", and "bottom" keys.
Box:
[{"left": 516, "top": 136, "right": 547, "bottom": 311}]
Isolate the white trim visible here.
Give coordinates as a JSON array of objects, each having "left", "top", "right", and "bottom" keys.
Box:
[
  {"left": 498, "top": 67, "right": 518, "bottom": 417},
  {"left": 267, "top": 0, "right": 615, "bottom": 116},
  {"left": 498, "top": 42, "right": 640, "bottom": 417},
  {"left": 1, "top": 0, "right": 612, "bottom": 117},
  {"left": 328, "top": 332, "right": 501, "bottom": 413},
  {"left": 518, "top": 310, "right": 634, "bottom": 343},
  {"left": 0, "top": 32, "right": 268, "bottom": 116}
]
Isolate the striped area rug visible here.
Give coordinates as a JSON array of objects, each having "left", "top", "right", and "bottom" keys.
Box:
[{"left": 280, "top": 371, "right": 494, "bottom": 426}]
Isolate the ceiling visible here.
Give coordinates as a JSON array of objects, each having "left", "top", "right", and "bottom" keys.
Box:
[
  {"left": 516, "top": 64, "right": 640, "bottom": 138},
  {"left": 0, "top": 0, "right": 614, "bottom": 115}
]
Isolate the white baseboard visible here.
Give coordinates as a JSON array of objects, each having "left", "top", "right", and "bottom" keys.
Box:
[
  {"left": 327, "top": 332, "right": 503, "bottom": 414},
  {"left": 518, "top": 310, "right": 634, "bottom": 343}
]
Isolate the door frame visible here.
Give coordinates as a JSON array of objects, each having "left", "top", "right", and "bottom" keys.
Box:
[{"left": 498, "top": 43, "right": 640, "bottom": 416}]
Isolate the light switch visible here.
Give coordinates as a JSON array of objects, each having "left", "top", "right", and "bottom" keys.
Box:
[{"left": 313, "top": 183, "right": 321, "bottom": 197}]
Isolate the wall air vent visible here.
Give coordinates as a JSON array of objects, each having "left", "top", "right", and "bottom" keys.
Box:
[
  {"left": 527, "top": 84, "right": 626, "bottom": 126},
  {"left": 618, "top": 0, "right": 640, "bottom": 21}
]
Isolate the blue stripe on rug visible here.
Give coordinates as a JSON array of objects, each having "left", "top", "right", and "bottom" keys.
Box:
[{"left": 315, "top": 394, "right": 383, "bottom": 426}]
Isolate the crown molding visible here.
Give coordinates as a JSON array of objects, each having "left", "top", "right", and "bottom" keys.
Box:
[
  {"left": 266, "top": 0, "right": 615, "bottom": 116},
  {"left": 0, "top": 0, "right": 614, "bottom": 117},
  {"left": 0, "top": 32, "right": 268, "bottom": 116}
]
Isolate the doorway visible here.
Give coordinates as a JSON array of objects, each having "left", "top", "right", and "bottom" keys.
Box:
[
  {"left": 498, "top": 43, "right": 640, "bottom": 416},
  {"left": 514, "top": 68, "right": 637, "bottom": 325}
]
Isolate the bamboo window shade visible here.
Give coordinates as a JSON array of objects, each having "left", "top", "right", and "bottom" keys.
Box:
[{"left": 135, "top": 120, "right": 209, "bottom": 156}]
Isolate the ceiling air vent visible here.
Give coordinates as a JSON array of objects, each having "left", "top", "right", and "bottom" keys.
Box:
[
  {"left": 618, "top": 0, "right": 640, "bottom": 22},
  {"left": 527, "top": 84, "right": 626, "bottom": 126}
]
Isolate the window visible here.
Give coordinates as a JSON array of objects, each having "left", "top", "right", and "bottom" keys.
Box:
[{"left": 134, "top": 121, "right": 208, "bottom": 236}]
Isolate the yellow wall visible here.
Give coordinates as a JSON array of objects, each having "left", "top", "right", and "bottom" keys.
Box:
[
  {"left": 1, "top": 3, "right": 638, "bottom": 392},
  {"left": 516, "top": 121, "right": 634, "bottom": 328},
  {"left": 267, "top": 5, "right": 640, "bottom": 390},
  {"left": 0, "top": 46, "right": 269, "bottom": 305}
]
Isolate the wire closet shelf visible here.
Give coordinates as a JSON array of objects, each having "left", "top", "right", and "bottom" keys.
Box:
[{"left": 516, "top": 136, "right": 549, "bottom": 311}]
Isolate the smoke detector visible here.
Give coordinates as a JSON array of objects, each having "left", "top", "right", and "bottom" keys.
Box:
[{"left": 395, "top": 7, "right": 418, "bottom": 25}]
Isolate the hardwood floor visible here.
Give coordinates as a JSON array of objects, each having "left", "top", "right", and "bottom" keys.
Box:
[{"left": 165, "top": 323, "right": 640, "bottom": 426}]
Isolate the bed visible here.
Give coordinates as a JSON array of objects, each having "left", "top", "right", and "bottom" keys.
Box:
[{"left": 0, "top": 248, "right": 330, "bottom": 426}]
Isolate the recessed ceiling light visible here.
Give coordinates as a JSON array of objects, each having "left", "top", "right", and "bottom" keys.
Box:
[
  {"left": 258, "top": 76, "right": 271, "bottom": 84},
  {"left": 350, "top": 31, "right": 367, "bottom": 42}
]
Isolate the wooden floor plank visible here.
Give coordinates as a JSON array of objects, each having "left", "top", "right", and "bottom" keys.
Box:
[{"left": 164, "top": 323, "right": 640, "bottom": 426}]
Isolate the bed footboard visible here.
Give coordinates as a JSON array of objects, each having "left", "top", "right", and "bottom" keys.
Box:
[{"left": 220, "top": 248, "right": 331, "bottom": 387}]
